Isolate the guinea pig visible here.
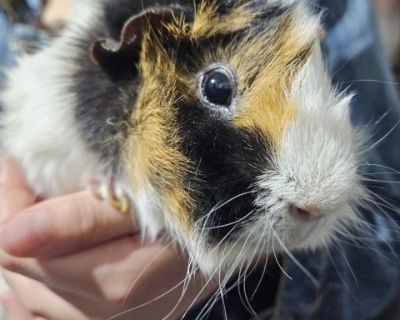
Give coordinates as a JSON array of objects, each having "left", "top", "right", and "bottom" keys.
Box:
[{"left": 0, "top": 0, "right": 364, "bottom": 275}]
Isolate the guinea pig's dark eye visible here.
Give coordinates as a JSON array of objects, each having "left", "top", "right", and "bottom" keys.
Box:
[
  {"left": 203, "top": 72, "right": 232, "bottom": 105},
  {"left": 198, "top": 63, "right": 238, "bottom": 118}
]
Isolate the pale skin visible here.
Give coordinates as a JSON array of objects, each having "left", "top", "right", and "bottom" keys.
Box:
[{"left": 0, "top": 158, "right": 217, "bottom": 320}]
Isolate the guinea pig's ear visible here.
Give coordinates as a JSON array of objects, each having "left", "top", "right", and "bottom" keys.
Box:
[{"left": 91, "top": 7, "right": 186, "bottom": 81}]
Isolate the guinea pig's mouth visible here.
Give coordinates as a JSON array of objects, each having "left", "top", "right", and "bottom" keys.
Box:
[
  {"left": 283, "top": 217, "right": 326, "bottom": 249},
  {"left": 246, "top": 195, "right": 352, "bottom": 255},
  {"left": 288, "top": 205, "right": 324, "bottom": 222},
  {"left": 276, "top": 204, "right": 353, "bottom": 252}
]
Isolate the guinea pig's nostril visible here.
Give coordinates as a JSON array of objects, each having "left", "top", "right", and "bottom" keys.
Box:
[{"left": 289, "top": 204, "right": 321, "bottom": 222}]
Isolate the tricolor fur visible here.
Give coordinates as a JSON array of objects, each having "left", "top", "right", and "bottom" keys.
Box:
[{"left": 0, "top": 0, "right": 364, "bottom": 275}]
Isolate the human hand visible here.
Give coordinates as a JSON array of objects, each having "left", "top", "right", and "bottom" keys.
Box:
[{"left": 0, "top": 158, "right": 217, "bottom": 320}]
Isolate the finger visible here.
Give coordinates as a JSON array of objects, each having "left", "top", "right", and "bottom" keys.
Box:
[
  {"left": 0, "top": 157, "right": 31, "bottom": 190},
  {"left": 1, "top": 236, "right": 185, "bottom": 301},
  {"left": 0, "top": 290, "right": 34, "bottom": 320},
  {"left": 0, "top": 158, "right": 36, "bottom": 222},
  {"left": 0, "top": 190, "right": 138, "bottom": 257},
  {"left": 0, "top": 238, "right": 217, "bottom": 319},
  {"left": 3, "top": 271, "right": 87, "bottom": 320},
  {"left": 45, "top": 238, "right": 216, "bottom": 320}
]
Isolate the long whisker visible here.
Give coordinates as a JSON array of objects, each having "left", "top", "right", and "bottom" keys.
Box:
[
  {"left": 250, "top": 224, "right": 273, "bottom": 300},
  {"left": 204, "top": 209, "right": 255, "bottom": 230},
  {"left": 186, "top": 233, "right": 247, "bottom": 320},
  {"left": 273, "top": 230, "right": 318, "bottom": 287},
  {"left": 326, "top": 247, "right": 360, "bottom": 303},
  {"left": 121, "top": 239, "right": 177, "bottom": 307},
  {"left": 360, "top": 162, "right": 400, "bottom": 176},
  {"left": 329, "top": 241, "right": 359, "bottom": 287},
  {"left": 364, "top": 120, "right": 400, "bottom": 153},
  {"left": 272, "top": 239, "right": 292, "bottom": 281}
]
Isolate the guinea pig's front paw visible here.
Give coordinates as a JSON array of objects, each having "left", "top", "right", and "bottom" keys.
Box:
[{"left": 90, "top": 178, "right": 130, "bottom": 213}]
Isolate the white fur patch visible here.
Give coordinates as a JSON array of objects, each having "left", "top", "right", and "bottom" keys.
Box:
[
  {"left": 0, "top": 19, "right": 106, "bottom": 197},
  {"left": 254, "top": 45, "right": 364, "bottom": 252}
]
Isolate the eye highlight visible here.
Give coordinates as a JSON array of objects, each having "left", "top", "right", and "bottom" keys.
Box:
[{"left": 198, "top": 63, "right": 238, "bottom": 118}]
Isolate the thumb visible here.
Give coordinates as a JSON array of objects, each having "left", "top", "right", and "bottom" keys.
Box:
[{"left": 0, "top": 190, "right": 137, "bottom": 258}]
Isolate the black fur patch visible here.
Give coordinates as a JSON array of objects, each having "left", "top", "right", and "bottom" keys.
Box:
[
  {"left": 71, "top": 24, "right": 137, "bottom": 167},
  {"left": 175, "top": 101, "right": 271, "bottom": 242},
  {"left": 73, "top": 64, "right": 138, "bottom": 166},
  {"left": 168, "top": 1, "right": 292, "bottom": 242}
]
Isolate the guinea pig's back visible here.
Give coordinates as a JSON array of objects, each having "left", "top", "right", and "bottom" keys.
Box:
[{"left": 0, "top": 0, "right": 115, "bottom": 197}]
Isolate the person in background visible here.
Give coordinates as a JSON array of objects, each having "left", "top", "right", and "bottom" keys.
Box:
[
  {"left": 0, "top": 0, "right": 400, "bottom": 319},
  {"left": 374, "top": 0, "right": 400, "bottom": 83}
]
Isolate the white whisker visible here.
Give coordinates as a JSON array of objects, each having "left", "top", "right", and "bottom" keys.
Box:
[{"left": 273, "top": 230, "right": 318, "bottom": 287}]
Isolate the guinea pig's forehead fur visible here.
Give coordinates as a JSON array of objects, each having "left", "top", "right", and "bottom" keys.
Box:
[
  {"left": 163, "top": 1, "right": 318, "bottom": 144},
  {"left": 140, "top": 2, "right": 318, "bottom": 98}
]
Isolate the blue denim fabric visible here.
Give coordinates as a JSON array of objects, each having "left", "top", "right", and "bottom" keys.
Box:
[{"left": 324, "top": 0, "right": 375, "bottom": 71}]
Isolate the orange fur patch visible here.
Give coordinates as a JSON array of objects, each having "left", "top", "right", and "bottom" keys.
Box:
[
  {"left": 232, "top": 13, "right": 315, "bottom": 149},
  {"left": 122, "top": 80, "right": 193, "bottom": 229},
  {"left": 121, "top": 40, "right": 193, "bottom": 228}
]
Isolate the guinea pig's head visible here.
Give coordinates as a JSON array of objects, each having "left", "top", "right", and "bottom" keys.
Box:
[{"left": 92, "top": 0, "right": 364, "bottom": 274}]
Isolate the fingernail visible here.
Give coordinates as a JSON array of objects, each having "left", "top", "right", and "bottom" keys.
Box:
[{"left": 0, "top": 209, "right": 50, "bottom": 256}]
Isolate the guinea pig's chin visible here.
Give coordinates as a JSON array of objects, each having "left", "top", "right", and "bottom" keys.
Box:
[{"left": 275, "top": 215, "right": 334, "bottom": 251}]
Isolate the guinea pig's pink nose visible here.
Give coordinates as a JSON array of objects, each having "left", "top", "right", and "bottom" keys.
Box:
[{"left": 289, "top": 204, "right": 322, "bottom": 221}]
